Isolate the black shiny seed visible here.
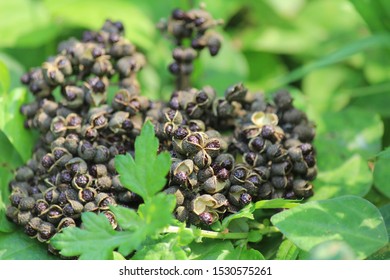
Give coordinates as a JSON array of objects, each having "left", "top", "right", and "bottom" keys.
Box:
[
  {"left": 304, "top": 154, "right": 316, "bottom": 167},
  {"left": 300, "top": 143, "right": 313, "bottom": 155},
  {"left": 82, "top": 31, "right": 95, "bottom": 42},
  {"left": 169, "top": 97, "right": 180, "bottom": 110},
  {"left": 63, "top": 204, "right": 74, "bottom": 217},
  {"left": 174, "top": 171, "right": 187, "bottom": 184},
  {"left": 168, "top": 62, "right": 180, "bottom": 75},
  {"left": 92, "top": 79, "right": 105, "bottom": 93},
  {"left": 173, "top": 127, "right": 188, "bottom": 139},
  {"left": 81, "top": 189, "right": 94, "bottom": 202},
  {"left": 75, "top": 174, "right": 89, "bottom": 188},
  {"left": 25, "top": 224, "right": 37, "bottom": 237},
  {"left": 60, "top": 170, "right": 72, "bottom": 183},
  {"left": 53, "top": 149, "right": 65, "bottom": 160},
  {"left": 93, "top": 115, "right": 106, "bottom": 127},
  {"left": 187, "top": 135, "right": 200, "bottom": 145},
  {"left": 247, "top": 175, "right": 261, "bottom": 186},
  {"left": 216, "top": 168, "right": 229, "bottom": 181},
  {"left": 196, "top": 91, "right": 208, "bottom": 104},
  {"left": 199, "top": 212, "right": 214, "bottom": 225},
  {"left": 240, "top": 193, "right": 252, "bottom": 205},
  {"left": 244, "top": 152, "right": 256, "bottom": 166},
  {"left": 233, "top": 168, "right": 246, "bottom": 181},
  {"left": 35, "top": 201, "right": 48, "bottom": 215},
  {"left": 41, "top": 154, "right": 54, "bottom": 169},
  {"left": 114, "top": 21, "right": 124, "bottom": 32},
  {"left": 172, "top": 8, "right": 186, "bottom": 20}
]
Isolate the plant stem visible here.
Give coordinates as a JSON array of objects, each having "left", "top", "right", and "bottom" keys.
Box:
[{"left": 164, "top": 226, "right": 249, "bottom": 240}]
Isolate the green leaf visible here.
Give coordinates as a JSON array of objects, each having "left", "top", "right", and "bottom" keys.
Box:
[
  {"left": 309, "top": 240, "right": 356, "bottom": 260},
  {"left": 379, "top": 204, "right": 390, "bottom": 239},
  {"left": 254, "top": 198, "right": 301, "bottom": 209},
  {"left": 275, "top": 239, "right": 300, "bottom": 260},
  {"left": 113, "top": 251, "right": 126, "bottom": 260},
  {"left": 220, "top": 204, "right": 254, "bottom": 230},
  {"left": 366, "top": 243, "right": 390, "bottom": 260},
  {"left": 0, "top": 61, "right": 10, "bottom": 92},
  {"left": 271, "top": 196, "right": 389, "bottom": 259},
  {"left": 189, "top": 239, "right": 234, "bottom": 260},
  {"left": 271, "top": 34, "right": 390, "bottom": 89},
  {"left": 349, "top": 0, "right": 390, "bottom": 32},
  {"left": 50, "top": 212, "right": 134, "bottom": 260},
  {"left": 225, "top": 246, "right": 265, "bottom": 260},
  {"left": 312, "top": 155, "right": 372, "bottom": 200},
  {"left": 315, "top": 108, "right": 383, "bottom": 170},
  {"left": 0, "top": 87, "right": 37, "bottom": 162},
  {"left": 115, "top": 121, "right": 171, "bottom": 201},
  {"left": 0, "top": 192, "right": 15, "bottom": 233},
  {"left": 109, "top": 205, "right": 142, "bottom": 231},
  {"left": 137, "top": 193, "right": 176, "bottom": 237},
  {"left": 132, "top": 240, "right": 188, "bottom": 260},
  {"left": 373, "top": 148, "right": 390, "bottom": 198},
  {"left": 0, "top": 229, "right": 57, "bottom": 260},
  {"left": 43, "top": 0, "right": 155, "bottom": 50}
]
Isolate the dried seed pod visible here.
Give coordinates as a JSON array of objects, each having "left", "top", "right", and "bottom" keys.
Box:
[
  {"left": 34, "top": 199, "right": 49, "bottom": 217},
  {"left": 90, "top": 164, "right": 108, "bottom": 178},
  {"left": 248, "top": 137, "right": 266, "bottom": 153},
  {"left": 102, "top": 210, "right": 118, "bottom": 229},
  {"left": 214, "top": 153, "right": 235, "bottom": 171},
  {"left": 225, "top": 83, "right": 247, "bottom": 103},
  {"left": 61, "top": 86, "right": 84, "bottom": 109},
  {"left": 72, "top": 173, "right": 92, "bottom": 190},
  {"left": 46, "top": 204, "right": 63, "bottom": 224},
  {"left": 293, "top": 179, "right": 313, "bottom": 198},
  {"left": 57, "top": 217, "right": 76, "bottom": 232},
  {"left": 253, "top": 166, "right": 270, "bottom": 182},
  {"left": 95, "top": 193, "right": 117, "bottom": 210},
  {"left": 94, "top": 145, "right": 111, "bottom": 163},
  {"left": 77, "top": 140, "right": 96, "bottom": 161},
  {"left": 41, "top": 99, "right": 59, "bottom": 116},
  {"left": 52, "top": 147, "right": 73, "bottom": 167},
  {"left": 271, "top": 161, "right": 292, "bottom": 176},
  {"left": 288, "top": 147, "right": 303, "bottom": 162},
  {"left": 83, "top": 201, "right": 99, "bottom": 213},
  {"left": 18, "top": 197, "right": 36, "bottom": 211},
  {"left": 62, "top": 200, "right": 84, "bottom": 218},
  {"left": 199, "top": 211, "right": 218, "bottom": 225},
  {"left": 164, "top": 186, "right": 185, "bottom": 206},
  {"left": 193, "top": 149, "right": 212, "bottom": 169},
  {"left": 243, "top": 152, "right": 266, "bottom": 167},
  {"left": 228, "top": 185, "right": 251, "bottom": 207},
  {"left": 230, "top": 164, "right": 248, "bottom": 185},
  {"left": 271, "top": 176, "right": 288, "bottom": 189},
  {"left": 175, "top": 206, "right": 189, "bottom": 222},
  {"left": 6, "top": 206, "right": 19, "bottom": 223},
  {"left": 274, "top": 90, "right": 293, "bottom": 111},
  {"left": 293, "top": 160, "right": 308, "bottom": 175},
  {"left": 197, "top": 166, "right": 214, "bottom": 183},
  {"left": 95, "top": 176, "right": 112, "bottom": 191},
  {"left": 41, "top": 153, "right": 55, "bottom": 169},
  {"left": 78, "top": 187, "right": 97, "bottom": 203},
  {"left": 65, "top": 157, "right": 88, "bottom": 175},
  {"left": 44, "top": 187, "right": 59, "bottom": 204},
  {"left": 37, "top": 221, "right": 56, "bottom": 242},
  {"left": 25, "top": 217, "right": 42, "bottom": 238},
  {"left": 258, "top": 182, "right": 273, "bottom": 199},
  {"left": 204, "top": 138, "right": 221, "bottom": 158},
  {"left": 304, "top": 167, "right": 318, "bottom": 181},
  {"left": 15, "top": 166, "right": 34, "bottom": 182},
  {"left": 202, "top": 175, "right": 229, "bottom": 194},
  {"left": 191, "top": 194, "right": 217, "bottom": 215},
  {"left": 16, "top": 211, "right": 33, "bottom": 226}
]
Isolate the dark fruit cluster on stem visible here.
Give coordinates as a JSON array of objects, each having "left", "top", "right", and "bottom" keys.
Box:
[{"left": 6, "top": 6, "right": 317, "bottom": 250}]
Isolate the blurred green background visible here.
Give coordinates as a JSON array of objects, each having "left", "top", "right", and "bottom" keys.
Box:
[{"left": 1, "top": 0, "right": 390, "bottom": 205}]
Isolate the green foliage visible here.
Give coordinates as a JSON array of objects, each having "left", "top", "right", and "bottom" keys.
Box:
[
  {"left": 115, "top": 121, "right": 171, "bottom": 201},
  {"left": 373, "top": 148, "right": 390, "bottom": 198},
  {"left": 271, "top": 196, "right": 388, "bottom": 259}
]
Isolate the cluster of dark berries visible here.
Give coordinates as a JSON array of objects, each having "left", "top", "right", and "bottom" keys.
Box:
[{"left": 6, "top": 6, "right": 317, "bottom": 245}]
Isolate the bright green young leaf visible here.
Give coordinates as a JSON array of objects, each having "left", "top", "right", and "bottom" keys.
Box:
[
  {"left": 275, "top": 239, "right": 300, "bottom": 260},
  {"left": 312, "top": 155, "right": 372, "bottom": 200},
  {"left": 221, "top": 204, "right": 255, "bottom": 230},
  {"left": 0, "top": 230, "right": 57, "bottom": 260},
  {"left": 373, "top": 148, "right": 390, "bottom": 198},
  {"left": 132, "top": 240, "right": 188, "bottom": 260},
  {"left": 115, "top": 121, "right": 171, "bottom": 201},
  {"left": 189, "top": 239, "right": 234, "bottom": 260},
  {"left": 254, "top": 198, "right": 301, "bottom": 209},
  {"left": 109, "top": 205, "right": 142, "bottom": 231},
  {"left": 113, "top": 251, "right": 126, "bottom": 260},
  {"left": 0, "top": 87, "right": 37, "bottom": 162},
  {"left": 225, "top": 245, "right": 265, "bottom": 260},
  {"left": 349, "top": 0, "right": 390, "bottom": 32},
  {"left": 137, "top": 193, "right": 176, "bottom": 236},
  {"left": 50, "top": 212, "right": 135, "bottom": 260},
  {"left": 0, "top": 61, "right": 10, "bottom": 92},
  {"left": 271, "top": 196, "right": 388, "bottom": 259}
]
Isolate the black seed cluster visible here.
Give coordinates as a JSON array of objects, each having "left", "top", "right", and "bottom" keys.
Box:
[{"left": 7, "top": 6, "right": 317, "bottom": 246}]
